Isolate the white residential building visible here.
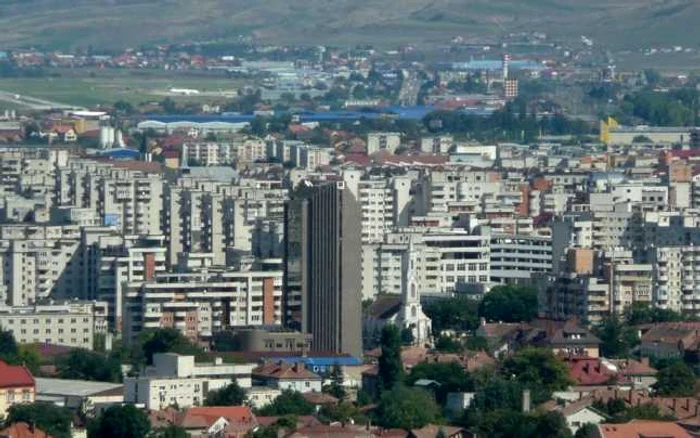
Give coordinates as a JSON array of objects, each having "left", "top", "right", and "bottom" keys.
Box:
[{"left": 124, "top": 353, "right": 255, "bottom": 410}]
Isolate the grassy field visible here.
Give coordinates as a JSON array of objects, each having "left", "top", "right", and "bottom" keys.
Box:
[
  {"left": 0, "top": 0, "right": 697, "bottom": 52},
  {"left": 0, "top": 71, "right": 245, "bottom": 107}
]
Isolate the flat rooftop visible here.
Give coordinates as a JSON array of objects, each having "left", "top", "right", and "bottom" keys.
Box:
[{"left": 36, "top": 378, "right": 123, "bottom": 397}]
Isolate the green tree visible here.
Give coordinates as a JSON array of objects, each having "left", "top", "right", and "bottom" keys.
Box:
[
  {"left": 318, "top": 402, "right": 366, "bottom": 424},
  {"left": 375, "top": 385, "right": 440, "bottom": 429},
  {"left": 595, "top": 317, "right": 639, "bottom": 358},
  {"left": 653, "top": 361, "right": 696, "bottom": 396},
  {"left": 400, "top": 327, "right": 415, "bottom": 346},
  {"left": 204, "top": 379, "right": 247, "bottom": 406},
  {"left": 88, "top": 405, "right": 150, "bottom": 438},
  {"left": 626, "top": 302, "right": 685, "bottom": 325},
  {"left": 136, "top": 329, "right": 205, "bottom": 366},
  {"left": 256, "top": 390, "right": 314, "bottom": 416},
  {"left": 324, "top": 365, "right": 346, "bottom": 400},
  {"left": 151, "top": 425, "right": 189, "bottom": 438},
  {"left": 377, "top": 325, "right": 403, "bottom": 395},
  {"left": 57, "top": 349, "right": 122, "bottom": 383},
  {"left": 249, "top": 416, "right": 298, "bottom": 438},
  {"left": 501, "top": 347, "right": 572, "bottom": 394},
  {"left": 424, "top": 296, "right": 480, "bottom": 334},
  {"left": 478, "top": 285, "right": 538, "bottom": 323},
  {"left": 407, "top": 361, "right": 473, "bottom": 404},
  {"left": 5, "top": 402, "right": 73, "bottom": 438},
  {"left": 0, "top": 328, "right": 18, "bottom": 359},
  {"left": 463, "top": 409, "right": 572, "bottom": 438},
  {"left": 465, "top": 336, "right": 488, "bottom": 351},
  {"left": 434, "top": 335, "right": 463, "bottom": 353},
  {"left": 574, "top": 423, "right": 598, "bottom": 438}
]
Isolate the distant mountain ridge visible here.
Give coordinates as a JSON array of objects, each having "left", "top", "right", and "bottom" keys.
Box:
[{"left": 0, "top": 0, "right": 697, "bottom": 50}]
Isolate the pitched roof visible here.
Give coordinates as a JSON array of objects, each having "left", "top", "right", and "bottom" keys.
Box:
[
  {"left": 302, "top": 392, "right": 339, "bottom": 405},
  {"left": 641, "top": 323, "right": 700, "bottom": 347},
  {"left": 609, "top": 359, "right": 658, "bottom": 377},
  {"left": 366, "top": 295, "right": 401, "bottom": 319},
  {"left": 0, "top": 422, "right": 52, "bottom": 438},
  {"left": 596, "top": 420, "right": 691, "bottom": 438},
  {"left": 566, "top": 358, "right": 621, "bottom": 386},
  {"left": 409, "top": 424, "right": 468, "bottom": 438},
  {"left": 253, "top": 361, "right": 322, "bottom": 381},
  {"left": 179, "top": 406, "right": 256, "bottom": 430},
  {"left": 548, "top": 322, "right": 601, "bottom": 347},
  {"left": 0, "top": 360, "right": 35, "bottom": 388}
]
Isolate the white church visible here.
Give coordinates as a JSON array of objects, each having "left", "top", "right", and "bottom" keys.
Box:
[{"left": 363, "top": 241, "right": 432, "bottom": 347}]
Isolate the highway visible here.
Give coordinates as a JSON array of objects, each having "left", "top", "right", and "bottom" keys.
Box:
[{"left": 398, "top": 71, "right": 421, "bottom": 107}]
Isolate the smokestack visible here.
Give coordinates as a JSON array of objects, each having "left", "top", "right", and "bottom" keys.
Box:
[{"left": 522, "top": 389, "right": 531, "bottom": 413}]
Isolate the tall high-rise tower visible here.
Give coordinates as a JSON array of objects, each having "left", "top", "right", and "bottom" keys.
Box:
[{"left": 283, "top": 180, "right": 362, "bottom": 357}]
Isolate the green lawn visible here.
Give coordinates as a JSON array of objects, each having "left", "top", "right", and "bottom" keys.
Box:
[{"left": 0, "top": 71, "right": 245, "bottom": 107}]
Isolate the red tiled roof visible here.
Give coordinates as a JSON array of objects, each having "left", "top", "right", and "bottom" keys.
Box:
[
  {"left": 179, "top": 406, "right": 256, "bottom": 430},
  {"left": 253, "top": 361, "right": 321, "bottom": 381},
  {"left": 0, "top": 422, "right": 52, "bottom": 438},
  {"left": 596, "top": 420, "right": 691, "bottom": 438},
  {"left": 344, "top": 153, "right": 372, "bottom": 166},
  {"left": 566, "top": 357, "right": 622, "bottom": 386},
  {"left": 0, "top": 360, "right": 35, "bottom": 388}
]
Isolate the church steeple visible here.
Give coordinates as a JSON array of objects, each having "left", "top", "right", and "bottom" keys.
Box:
[{"left": 398, "top": 238, "right": 432, "bottom": 346}]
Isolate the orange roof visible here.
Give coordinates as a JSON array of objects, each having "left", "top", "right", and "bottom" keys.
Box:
[
  {"left": 0, "top": 422, "right": 52, "bottom": 438},
  {"left": 253, "top": 361, "right": 321, "bottom": 381},
  {"left": 596, "top": 420, "right": 691, "bottom": 438},
  {"left": 179, "top": 406, "right": 256, "bottom": 430}
]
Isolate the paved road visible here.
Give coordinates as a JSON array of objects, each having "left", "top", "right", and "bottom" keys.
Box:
[
  {"left": 0, "top": 90, "right": 84, "bottom": 111},
  {"left": 398, "top": 71, "right": 421, "bottom": 107}
]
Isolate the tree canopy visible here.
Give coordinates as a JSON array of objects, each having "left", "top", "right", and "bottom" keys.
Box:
[
  {"left": 134, "top": 329, "right": 205, "bottom": 366},
  {"left": 625, "top": 302, "right": 687, "bottom": 325},
  {"left": 377, "top": 325, "right": 404, "bottom": 395},
  {"left": 594, "top": 317, "right": 639, "bottom": 358},
  {"left": 479, "top": 285, "right": 538, "bottom": 323},
  {"left": 57, "top": 349, "right": 122, "bottom": 383},
  {"left": 88, "top": 405, "right": 151, "bottom": 438},
  {"left": 375, "top": 385, "right": 440, "bottom": 429},
  {"left": 653, "top": 361, "right": 696, "bottom": 397},
  {"left": 204, "top": 379, "right": 247, "bottom": 406},
  {"left": 424, "top": 296, "right": 480, "bottom": 334},
  {"left": 501, "top": 347, "right": 572, "bottom": 395},
  {"left": 407, "top": 361, "right": 473, "bottom": 404},
  {"left": 6, "top": 402, "right": 73, "bottom": 438},
  {"left": 256, "top": 390, "right": 315, "bottom": 416}
]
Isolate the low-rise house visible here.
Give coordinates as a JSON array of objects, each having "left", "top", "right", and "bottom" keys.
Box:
[
  {"left": 179, "top": 406, "right": 258, "bottom": 437},
  {"left": 547, "top": 323, "right": 601, "bottom": 358},
  {"left": 553, "top": 397, "right": 607, "bottom": 435},
  {"left": 474, "top": 320, "right": 521, "bottom": 358},
  {"left": 609, "top": 359, "right": 657, "bottom": 389},
  {"left": 0, "top": 360, "right": 35, "bottom": 415},
  {"left": 252, "top": 361, "right": 322, "bottom": 393},
  {"left": 246, "top": 386, "right": 282, "bottom": 410},
  {"left": 639, "top": 323, "right": 700, "bottom": 359}
]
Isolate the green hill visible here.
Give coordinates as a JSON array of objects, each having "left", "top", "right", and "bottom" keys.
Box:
[{"left": 0, "top": 0, "right": 697, "bottom": 50}]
